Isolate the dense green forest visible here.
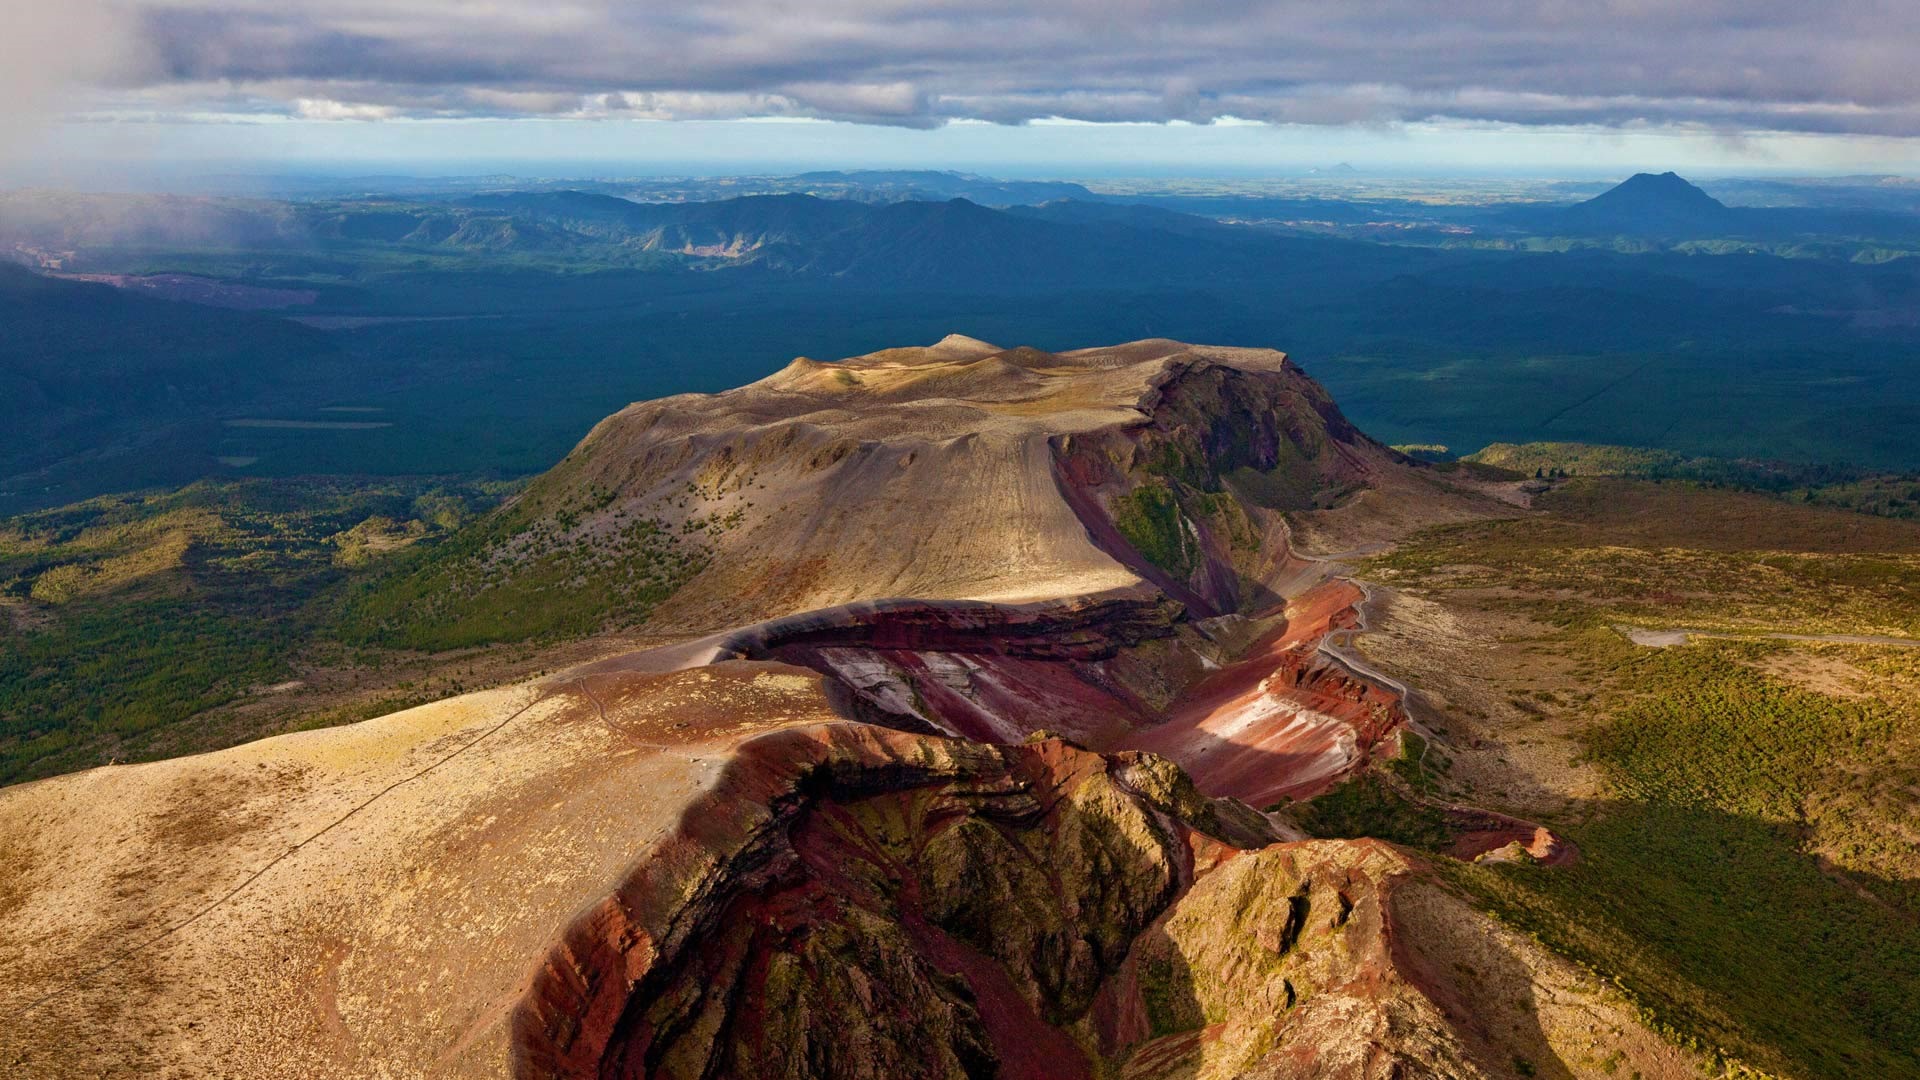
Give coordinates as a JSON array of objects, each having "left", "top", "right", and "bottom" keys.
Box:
[{"left": 8, "top": 186, "right": 1920, "bottom": 517}]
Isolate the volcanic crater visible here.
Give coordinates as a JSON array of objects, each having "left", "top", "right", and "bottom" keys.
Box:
[{"left": 0, "top": 338, "right": 1657, "bottom": 1080}]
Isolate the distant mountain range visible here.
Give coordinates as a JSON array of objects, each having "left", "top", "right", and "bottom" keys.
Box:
[
  {"left": 772, "top": 169, "right": 1098, "bottom": 206},
  {"left": 2, "top": 187, "right": 1410, "bottom": 291},
  {"left": 467, "top": 169, "right": 1097, "bottom": 208},
  {"left": 175, "top": 168, "right": 1100, "bottom": 207}
]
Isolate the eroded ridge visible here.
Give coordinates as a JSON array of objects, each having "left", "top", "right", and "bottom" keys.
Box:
[
  {"left": 502, "top": 339, "right": 1603, "bottom": 1079},
  {"left": 511, "top": 726, "right": 1643, "bottom": 1080}
]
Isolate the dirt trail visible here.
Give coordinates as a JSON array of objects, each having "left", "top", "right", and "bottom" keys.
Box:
[
  {"left": 1620, "top": 626, "right": 1920, "bottom": 649},
  {"left": 1286, "top": 542, "right": 1430, "bottom": 729}
]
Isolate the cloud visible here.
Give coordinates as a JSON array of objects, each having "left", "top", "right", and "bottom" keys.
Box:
[
  {"left": 0, "top": 0, "right": 150, "bottom": 151},
  {"left": 293, "top": 98, "right": 400, "bottom": 121},
  {"left": 28, "top": 1, "right": 1920, "bottom": 136}
]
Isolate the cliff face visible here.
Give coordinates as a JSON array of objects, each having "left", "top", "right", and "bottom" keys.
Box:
[
  {"left": 1054, "top": 355, "right": 1397, "bottom": 617},
  {"left": 511, "top": 725, "right": 1622, "bottom": 1080}
]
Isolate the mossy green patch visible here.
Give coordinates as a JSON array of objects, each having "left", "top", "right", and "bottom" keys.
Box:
[
  {"left": 1111, "top": 481, "right": 1198, "bottom": 579},
  {"left": 1289, "top": 772, "right": 1451, "bottom": 852}
]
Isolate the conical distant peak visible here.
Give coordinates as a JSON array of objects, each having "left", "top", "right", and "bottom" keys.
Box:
[{"left": 1594, "top": 171, "right": 1725, "bottom": 209}]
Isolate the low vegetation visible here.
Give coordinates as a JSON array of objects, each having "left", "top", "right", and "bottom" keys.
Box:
[
  {"left": 0, "top": 477, "right": 509, "bottom": 783},
  {"left": 1452, "top": 637, "right": 1920, "bottom": 1079},
  {"left": 1110, "top": 481, "right": 1200, "bottom": 578},
  {"left": 1363, "top": 477, "right": 1920, "bottom": 1078},
  {"left": 1468, "top": 441, "right": 1920, "bottom": 520},
  {"left": 1367, "top": 478, "right": 1920, "bottom": 637},
  {"left": 335, "top": 503, "right": 721, "bottom": 651}
]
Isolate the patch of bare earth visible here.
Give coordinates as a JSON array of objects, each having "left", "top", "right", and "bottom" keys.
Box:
[
  {"left": 1340, "top": 586, "right": 1606, "bottom": 821},
  {"left": 1751, "top": 647, "right": 1874, "bottom": 699}
]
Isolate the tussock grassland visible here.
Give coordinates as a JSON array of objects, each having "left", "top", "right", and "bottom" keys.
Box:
[
  {"left": 1355, "top": 478, "right": 1920, "bottom": 1078},
  {"left": 1369, "top": 479, "right": 1920, "bottom": 636}
]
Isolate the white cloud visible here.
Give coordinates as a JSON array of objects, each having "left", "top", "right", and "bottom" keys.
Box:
[{"left": 292, "top": 98, "right": 400, "bottom": 121}]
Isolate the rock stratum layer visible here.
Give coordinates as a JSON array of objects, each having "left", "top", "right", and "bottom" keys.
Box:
[
  {"left": 513, "top": 724, "right": 1674, "bottom": 1080},
  {"left": 0, "top": 339, "right": 1674, "bottom": 1079}
]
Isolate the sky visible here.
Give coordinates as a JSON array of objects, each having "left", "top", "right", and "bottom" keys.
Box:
[{"left": 5, "top": 0, "right": 1920, "bottom": 181}]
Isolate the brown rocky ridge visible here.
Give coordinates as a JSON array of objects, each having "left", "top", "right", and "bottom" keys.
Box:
[{"left": 0, "top": 338, "right": 1692, "bottom": 1079}]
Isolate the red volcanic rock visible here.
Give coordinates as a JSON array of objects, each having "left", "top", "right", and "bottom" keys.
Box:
[
  {"left": 512, "top": 724, "right": 1277, "bottom": 1080},
  {"left": 716, "top": 591, "right": 1178, "bottom": 744},
  {"left": 1122, "top": 580, "right": 1405, "bottom": 808},
  {"left": 707, "top": 575, "right": 1406, "bottom": 815},
  {"left": 715, "top": 578, "right": 1407, "bottom": 812},
  {"left": 512, "top": 723, "right": 1606, "bottom": 1080},
  {"left": 712, "top": 590, "right": 1184, "bottom": 663}
]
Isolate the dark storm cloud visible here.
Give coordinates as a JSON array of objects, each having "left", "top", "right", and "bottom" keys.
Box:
[{"left": 62, "top": 1, "right": 1920, "bottom": 133}]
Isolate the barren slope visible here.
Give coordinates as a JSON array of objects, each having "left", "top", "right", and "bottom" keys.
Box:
[
  {"left": 0, "top": 662, "right": 847, "bottom": 1077},
  {"left": 351, "top": 335, "right": 1437, "bottom": 648}
]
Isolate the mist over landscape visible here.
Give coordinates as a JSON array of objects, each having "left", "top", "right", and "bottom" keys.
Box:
[{"left": 6, "top": 4, "right": 1920, "bottom": 1079}]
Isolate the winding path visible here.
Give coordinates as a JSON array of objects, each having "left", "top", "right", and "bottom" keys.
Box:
[
  {"left": 1618, "top": 626, "right": 1920, "bottom": 649},
  {"left": 1285, "top": 541, "right": 1428, "bottom": 728}
]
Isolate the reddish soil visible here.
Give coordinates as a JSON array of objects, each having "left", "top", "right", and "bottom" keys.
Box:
[
  {"left": 514, "top": 725, "right": 1206, "bottom": 1080},
  {"left": 1121, "top": 580, "right": 1405, "bottom": 807}
]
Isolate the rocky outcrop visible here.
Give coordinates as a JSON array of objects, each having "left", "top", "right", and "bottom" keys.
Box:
[
  {"left": 512, "top": 724, "right": 1278, "bottom": 1079},
  {"left": 510, "top": 724, "right": 1613, "bottom": 1080},
  {"left": 1052, "top": 354, "right": 1402, "bottom": 618},
  {"left": 1442, "top": 806, "right": 1579, "bottom": 866},
  {"left": 1095, "top": 841, "right": 1492, "bottom": 1080}
]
